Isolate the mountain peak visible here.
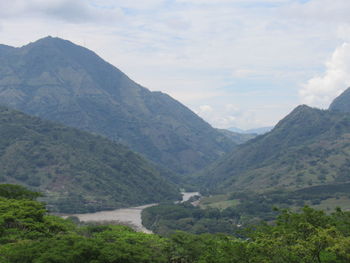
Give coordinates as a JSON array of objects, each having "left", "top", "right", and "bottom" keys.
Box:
[
  {"left": 25, "top": 36, "right": 77, "bottom": 50},
  {"left": 273, "top": 104, "right": 315, "bottom": 130},
  {"left": 329, "top": 87, "right": 350, "bottom": 112},
  {"left": 291, "top": 104, "right": 312, "bottom": 112},
  {"left": 0, "top": 37, "right": 235, "bottom": 175},
  {"left": 33, "top": 36, "right": 66, "bottom": 44}
]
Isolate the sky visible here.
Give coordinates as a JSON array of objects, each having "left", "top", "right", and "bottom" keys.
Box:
[{"left": 1, "top": 0, "right": 350, "bottom": 129}]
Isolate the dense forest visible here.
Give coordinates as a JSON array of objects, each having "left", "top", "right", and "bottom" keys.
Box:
[{"left": 1, "top": 184, "right": 350, "bottom": 263}]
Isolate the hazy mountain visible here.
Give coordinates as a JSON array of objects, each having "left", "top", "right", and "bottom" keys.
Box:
[
  {"left": 0, "top": 106, "right": 180, "bottom": 213},
  {"left": 246, "top": 126, "right": 273, "bottom": 134},
  {"left": 228, "top": 126, "right": 273, "bottom": 135},
  {"left": 329, "top": 87, "right": 350, "bottom": 113},
  {"left": 0, "top": 36, "right": 235, "bottom": 175},
  {"left": 200, "top": 105, "right": 350, "bottom": 193},
  {"left": 216, "top": 128, "right": 256, "bottom": 144}
]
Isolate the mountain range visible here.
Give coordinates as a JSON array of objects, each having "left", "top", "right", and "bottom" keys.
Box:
[
  {"left": 199, "top": 90, "right": 350, "bottom": 194},
  {"left": 3, "top": 36, "right": 350, "bottom": 214},
  {"left": 228, "top": 126, "right": 273, "bottom": 135},
  {"left": 0, "top": 36, "right": 235, "bottom": 175}
]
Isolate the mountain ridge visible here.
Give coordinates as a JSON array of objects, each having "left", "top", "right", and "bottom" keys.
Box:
[
  {"left": 0, "top": 36, "right": 235, "bottom": 175},
  {"left": 199, "top": 103, "right": 350, "bottom": 193},
  {"left": 329, "top": 87, "right": 350, "bottom": 113}
]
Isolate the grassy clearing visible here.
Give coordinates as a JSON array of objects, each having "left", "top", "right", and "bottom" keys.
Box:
[
  {"left": 201, "top": 199, "right": 240, "bottom": 210},
  {"left": 313, "top": 196, "right": 350, "bottom": 211}
]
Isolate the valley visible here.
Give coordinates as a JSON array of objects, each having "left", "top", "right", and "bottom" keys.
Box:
[{"left": 1, "top": 36, "right": 350, "bottom": 262}]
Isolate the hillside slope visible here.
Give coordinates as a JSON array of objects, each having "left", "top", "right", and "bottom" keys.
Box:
[
  {"left": 216, "top": 128, "right": 256, "bottom": 144},
  {"left": 200, "top": 105, "right": 350, "bottom": 193},
  {"left": 0, "top": 106, "right": 180, "bottom": 213},
  {"left": 329, "top": 87, "right": 350, "bottom": 113},
  {"left": 0, "top": 36, "right": 234, "bottom": 175}
]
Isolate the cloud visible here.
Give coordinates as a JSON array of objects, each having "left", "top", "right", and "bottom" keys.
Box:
[
  {"left": 299, "top": 43, "right": 350, "bottom": 108},
  {"left": 176, "top": 0, "right": 290, "bottom": 4},
  {"left": 199, "top": 105, "right": 213, "bottom": 113},
  {"left": 225, "top": 104, "right": 240, "bottom": 112},
  {"left": 92, "top": 0, "right": 165, "bottom": 10},
  {"left": 232, "top": 69, "right": 256, "bottom": 78},
  {"left": 2, "top": 0, "right": 350, "bottom": 128},
  {"left": 283, "top": 0, "right": 350, "bottom": 24},
  {"left": 0, "top": 0, "right": 123, "bottom": 23}
]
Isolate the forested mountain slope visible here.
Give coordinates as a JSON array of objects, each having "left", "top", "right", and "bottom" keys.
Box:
[
  {"left": 200, "top": 105, "right": 350, "bottom": 193},
  {"left": 0, "top": 106, "right": 180, "bottom": 213},
  {"left": 0, "top": 36, "right": 234, "bottom": 175},
  {"left": 216, "top": 128, "right": 256, "bottom": 144}
]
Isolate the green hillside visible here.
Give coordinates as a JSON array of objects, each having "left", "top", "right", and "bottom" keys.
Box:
[
  {"left": 216, "top": 128, "right": 256, "bottom": 144},
  {"left": 199, "top": 105, "right": 350, "bottom": 193},
  {"left": 0, "top": 106, "right": 180, "bottom": 213},
  {"left": 1, "top": 185, "right": 350, "bottom": 263},
  {"left": 0, "top": 36, "right": 235, "bottom": 175}
]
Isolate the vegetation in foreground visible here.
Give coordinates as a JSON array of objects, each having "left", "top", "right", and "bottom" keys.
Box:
[
  {"left": 1, "top": 184, "right": 350, "bottom": 262},
  {"left": 142, "top": 183, "right": 350, "bottom": 236}
]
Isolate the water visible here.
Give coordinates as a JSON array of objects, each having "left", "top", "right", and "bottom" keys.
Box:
[
  {"left": 64, "top": 192, "right": 200, "bottom": 233},
  {"left": 66, "top": 203, "right": 157, "bottom": 233}
]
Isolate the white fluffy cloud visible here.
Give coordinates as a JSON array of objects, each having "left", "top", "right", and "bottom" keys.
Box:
[{"left": 300, "top": 43, "right": 350, "bottom": 108}]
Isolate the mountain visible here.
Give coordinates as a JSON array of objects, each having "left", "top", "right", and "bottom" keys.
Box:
[
  {"left": 228, "top": 126, "right": 273, "bottom": 135},
  {"left": 0, "top": 36, "right": 235, "bottom": 175},
  {"left": 0, "top": 106, "right": 180, "bottom": 213},
  {"left": 216, "top": 128, "right": 256, "bottom": 144},
  {"left": 227, "top": 127, "right": 246, "bottom": 133},
  {"left": 329, "top": 87, "right": 350, "bottom": 113},
  {"left": 245, "top": 126, "right": 273, "bottom": 134},
  {"left": 200, "top": 105, "right": 350, "bottom": 193},
  {"left": 0, "top": 44, "right": 14, "bottom": 54}
]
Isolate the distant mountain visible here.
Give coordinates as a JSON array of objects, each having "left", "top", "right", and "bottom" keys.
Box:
[
  {"left": 329, "top": 87, "right": 350, "bottom": 113},
  {"left": 0, "top": 44, "right": 14, "bottom": 54},
  {"left": 227, "top": 127, "right": 246, "bottom": 133},
  {"left": 0, "top": 106, "right": 180, "bottom": 213},
  {"left": 228, "top": 126, "right": 273, "bottom": 135},
  {"left": 200, "top": 105, "right": 350, "bottom": 193},
  {"left": 0, "top": 36, "right": 235, "bottom": 175},
  {"left": 216, "top": 129, "right": 256, "bottom": 144},
  {"left": 246, "top": 126, "right": 273, "bottom": 134}
]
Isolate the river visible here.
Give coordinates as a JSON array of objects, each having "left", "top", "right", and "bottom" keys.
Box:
[{"left": 64, "top": 192, "right": 200, "bottom": 233}]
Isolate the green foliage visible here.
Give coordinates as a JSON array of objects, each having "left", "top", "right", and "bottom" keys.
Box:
[
  {"left": 242, "top": 207, "right": 350, "bottom": 262},
  {"left": 0, "top": 184, "right": 42, "bottom": 200},
  {"left": 142, "top": 202, "right": 241, "bottom": 236},
  {"left": 0, "top": 107, "right": 180, "bottom": 213},
  {"left": 1, "top": 186, "right": 350, "bottom": 263}
]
